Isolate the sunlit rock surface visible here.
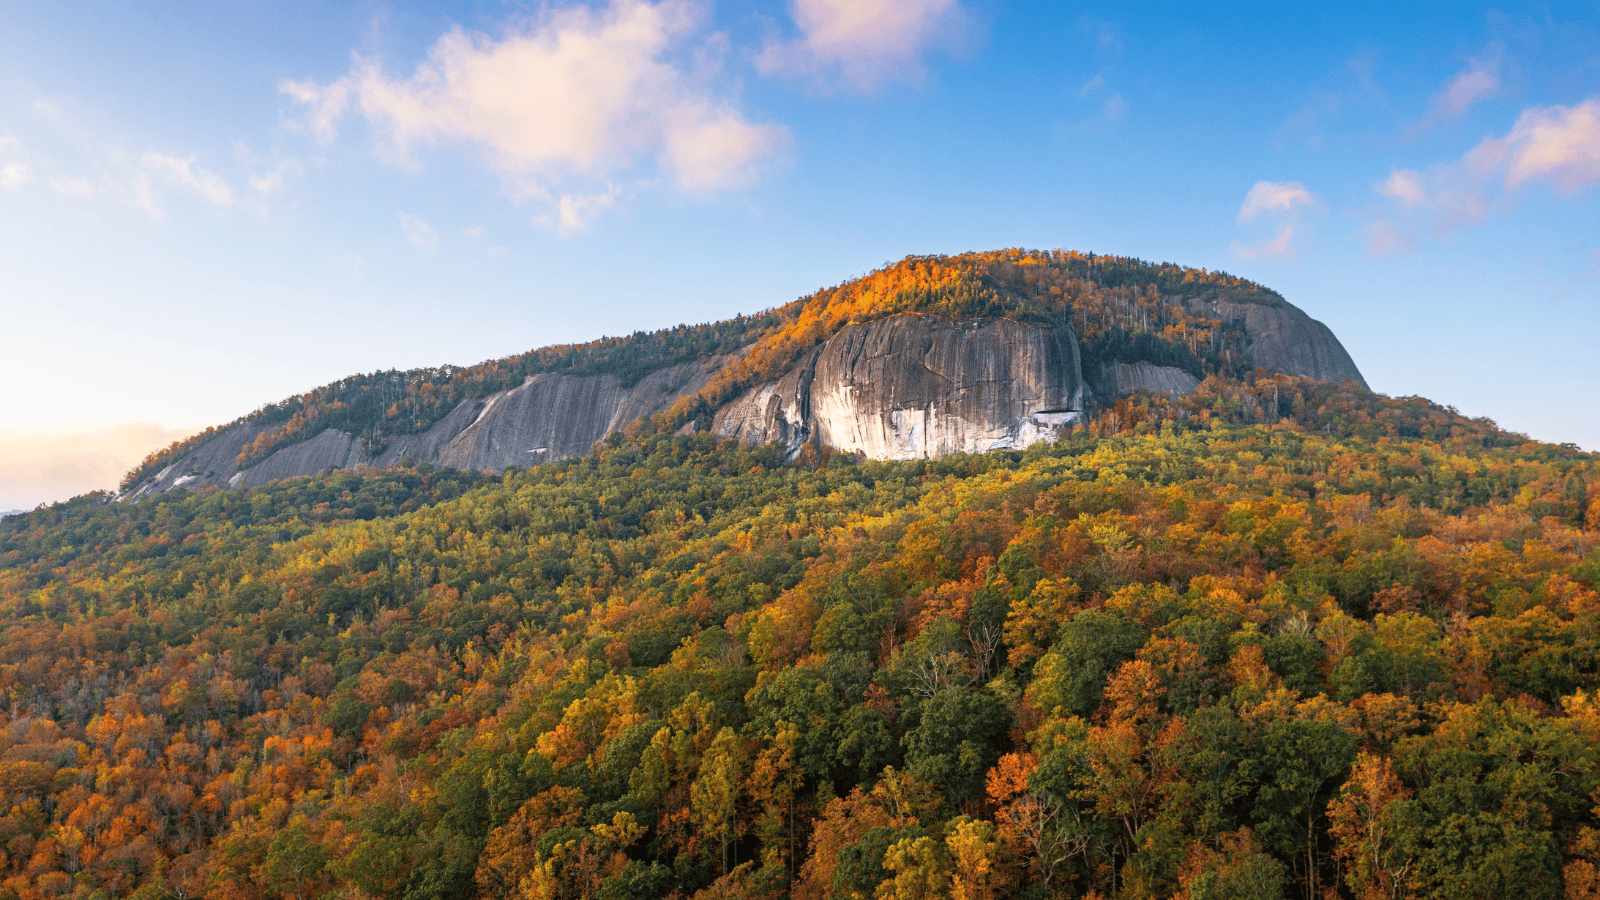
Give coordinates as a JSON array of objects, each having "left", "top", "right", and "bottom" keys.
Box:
[{"left": 714, "top": 315, "right": 1085, "bottom": 459}]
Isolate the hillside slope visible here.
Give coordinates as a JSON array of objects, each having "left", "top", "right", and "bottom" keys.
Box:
[
  {"left": 120, "top": 249, "right": 1366, "bottom": 498},
  {"left": 1, "top": 377, "right": 1596, "bottom": 900}
]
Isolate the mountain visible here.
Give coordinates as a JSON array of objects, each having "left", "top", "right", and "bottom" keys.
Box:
[{"left": 118, "top": 250, "right": 1365, "bottom": 499}]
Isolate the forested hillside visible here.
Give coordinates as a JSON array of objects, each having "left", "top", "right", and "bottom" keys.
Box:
[{"left": 6, "top": 372, "right": 1600, "bottom": 900}]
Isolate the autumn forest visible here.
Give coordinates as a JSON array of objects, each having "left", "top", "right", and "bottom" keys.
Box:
[{"left": 2, "top": 364, "right": 1599, "bottom": 900}]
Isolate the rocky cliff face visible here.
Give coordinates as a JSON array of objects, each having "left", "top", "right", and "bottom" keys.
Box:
[
  {"left": 121, "top": 296, "right": 1368, "bottom": 497},
  {"left": 1219, "top": 300, "right": 1367, "bottom": 388},
  {"left": 123, "top": 356, "right": 728, "bottom": 498},
  {"left": 1105, "top": 361, "right": 1201, "bottom": 398},
  {"left": 713, "top": 316, "right": 1085, "bottom": 459}
]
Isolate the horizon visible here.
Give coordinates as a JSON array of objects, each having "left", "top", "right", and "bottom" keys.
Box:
[{"left": 4, "top": 1, "right": 1598, "bottom": 509}]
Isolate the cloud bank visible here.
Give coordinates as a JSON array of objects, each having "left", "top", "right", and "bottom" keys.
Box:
[{"left": 285, "top": 0, "right": 789, "bottom": 227}]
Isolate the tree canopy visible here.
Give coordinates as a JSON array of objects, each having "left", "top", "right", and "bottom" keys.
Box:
[{"left": 8, "top": 372, "right": 1600, "bottom": 900}]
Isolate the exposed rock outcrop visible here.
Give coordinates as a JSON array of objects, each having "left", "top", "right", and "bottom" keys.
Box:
[
  {"left": 122, "top": 423, "right": 269, "bottom": 500},
  {"left": 1217, "top": 300, "right": 1367, "bottom": 388},
  {"left": 238, "top": 429, "right": 367, "bottom": 488},
  {"left": 713, "top": 316, "right": 1085, "bottom": 459},
  {"left": 429, "top": 356, "right": 725, "bottom": 472},
  {"left": 122, "top": 356, "right": 728, "bottom": 497},
  {"left": 1107, "top": 362, "right": 1201, "bottom": 398}
]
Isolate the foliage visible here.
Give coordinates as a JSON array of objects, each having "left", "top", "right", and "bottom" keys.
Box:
[{"left": 6, "top": 375, "right": 1600, "bottom": 900}]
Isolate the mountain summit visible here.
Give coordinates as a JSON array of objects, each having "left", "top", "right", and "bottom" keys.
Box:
[{"left": 121, "top": 250, "right": 1364, "bottom": 498}]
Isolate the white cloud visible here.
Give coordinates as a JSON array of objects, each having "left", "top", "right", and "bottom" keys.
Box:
[
  {"left": 1236, "top": 180, "right": 1320, "bottom": 224},
  {"left": 142, "top": 152, "right": 235, "bottom": 207},
  {"left": 1379, "top": 169, "right": 1429, "bottom": 208},
  {"left": 0, "top": 129, "right": 242, "bottom": 215},
  {"left": 756, "top": 0, "right": 968, "bottom": 90},
  {"left": 559, "top": 186, "right": 620, "bottom": 233},
  {"left": 1362, "top": 217, "right": 1415, "bottom": 259},
  {"left": 400, "top": 213, "right": 439, "bottom": 250},
  {"left": 1405, "top": 47, "right": 1503, "bottom": 139},
  {"left": 1501, "top": 99, "right": 1600, "bottom": 191},
  {"left": 0, "top": 137, "right": 33, "bottom": 191},
  {"left": 1369, "top": 98, "right": 1600, "bottom": 255},
  {"left": 1230, "top": 180, "right": 1324, "bottom": 262},
  {"left": 0, "top": 163, "right": 29, "bottom": 191},
  {"left": 124, "top": 171, "right": 163, "bottom": 219},
  {"left": 281, "top": 79, "right": 349, "bottom": 144},
  {"left": 285, "top": 0, "right": 788, "bottom": 227},
  {"left": 1431, "top": 52, "right": 1501, "bottom": 120},
  {"left": 248, "top": 160, "right": 301, "bottom": 195},
  {"left": 1099, "top": 94, "right": 1126, "bottom": 125}
]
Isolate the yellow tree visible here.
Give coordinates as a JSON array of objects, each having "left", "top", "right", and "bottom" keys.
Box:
[{"left": 1326, "top": 753, "right": 1413, "bottom": 900}]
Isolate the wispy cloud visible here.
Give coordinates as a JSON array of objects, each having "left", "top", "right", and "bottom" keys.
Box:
[
  {"left": 285, "top": 0, "right": 788, "bottom": 228},
  {"left": 1407, "top": 45, "right": 1503, "bottom": 138},
  {"left": 47, "top": 175, "right": 92, "bottom": 197},
  {"left": 0, "top": 137, "right": 34, "bottom": 191},
  {"left": 1552, "top": 248, "right": 1600, "bottom": 298},
  {"left": 537, "top": 185, "right": 622, "bottom": 235},
  {"left": 1090, "top": 93, "right": 1126, "bottom": 127},
  {"left": 247, "top": 160, "right": 302, "bottom": 196},
  {"left": 3, "top": 134, "right": 241, "bottom": 219},
  {"left": 0, "top": 135, "right": 29, "bottom": 190},
  {"left": 1056, "top": 18, "right": 1126, "bottom": 137},
  {"left": 1431, "top": 50, "right": 1502, "bottom": 119},
  {"left": 142, "top": 152, "right": 235, "bottom": 207},
  {"left": 755, "top": 0, "right": 969, "bottom": 91},
  {"left": 1367, "top": 97, "right": 1600, "bottom": 256},
  {"left": 399, "top": 213, "right": 439, "bottom": 250},
  {"left": 1230, "top": 180, "right": 1324, "bottom": 262}
]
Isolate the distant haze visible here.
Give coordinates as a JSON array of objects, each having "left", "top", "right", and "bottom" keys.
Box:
[{"left": 0, "top": 424, "right": 198, "bottom": 510}]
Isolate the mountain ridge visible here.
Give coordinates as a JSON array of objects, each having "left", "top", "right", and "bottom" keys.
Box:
[{"left": 120, "top": 249, "right": 1366, "bottom": 499}]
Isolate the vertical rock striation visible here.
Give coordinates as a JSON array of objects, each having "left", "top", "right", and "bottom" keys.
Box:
[{"left": 713, "top": 316, "right": 1086, "bottom": 459}]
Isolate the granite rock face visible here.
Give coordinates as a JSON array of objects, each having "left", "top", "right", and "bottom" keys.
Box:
[
  {"left": 121, "top": 423, "right": 269, "bottom": 500},
  {"left": 428, "top": 356, "right": 725, "bottom": 472},
  {"left": 713, "top": 316, "right": 1086, "bottom": 459},
  {"left": 122, "top": 356, "right": 727, "bottom": 497},
  {"left": 1107, "top": 361, "right": 1201, "bottom": 398},
  {"left": 1218, "top": 301, "right": 1367, "bottom": 388}
]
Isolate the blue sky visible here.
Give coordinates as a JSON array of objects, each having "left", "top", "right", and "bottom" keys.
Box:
[{"left": 2, "top": 1, "right": 1597, "bottom": 510}]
